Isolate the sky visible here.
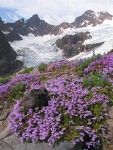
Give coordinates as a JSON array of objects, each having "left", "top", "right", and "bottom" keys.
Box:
[{"left": 0, "top": 0, "right": 113, "bottom": 25}]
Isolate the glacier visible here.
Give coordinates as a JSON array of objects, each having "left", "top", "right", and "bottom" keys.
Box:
[{"left": 10, "top": 20, "right": 113, "bottom": 67}]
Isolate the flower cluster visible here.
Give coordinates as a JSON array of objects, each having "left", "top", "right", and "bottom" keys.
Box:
[
  {"left": 0, "top": 74, "right": 40, "bottom": 100},
  {"left": 84, "top": 54, "right": 113, "bottom": 75},
  {"left": 46, "top": 60, "right": 68, "bottom": 72},
  {"left": 9, "top": 72, "right": 109, "bottom": 148}
]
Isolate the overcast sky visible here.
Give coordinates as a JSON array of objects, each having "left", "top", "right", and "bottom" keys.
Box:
[{"left": 0, "top": 0, "right": 113, "bottom": 25}]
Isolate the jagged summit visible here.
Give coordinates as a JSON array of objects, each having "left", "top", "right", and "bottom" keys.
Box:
[
  {"left": 73, "top": 10, "right": 113, "bottom": 28},
  {"left": 30, "top": 14, "right": 40, "bottom": 20},
  {"left": 26, "top": 14, "right": 41, "bottom": 27},
  {"left": 84, "top": 10, "right": 95, "bottom": 15}
]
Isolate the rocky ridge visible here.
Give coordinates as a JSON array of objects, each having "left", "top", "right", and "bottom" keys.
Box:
[{"left": 0, "top": 10, "right": 112, "bottom": 42}]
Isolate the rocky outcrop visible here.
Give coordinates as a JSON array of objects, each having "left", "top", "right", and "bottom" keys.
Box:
[
  {"left": 73, "top": 10, "right": 113, "bottom": 28},
  {"left": 56, "top": 32, "right": 104, "bottom": 58},
  {"left": 0, "top": 31, "right": 23, "bottom": 76},
  {"left": 5, "top": 30, "right": 23, "bottom": 42},
  {"left": 50, "top": 22, "right": 73, "bottom": 35},
  {"left": 21, "top": 87, "right": 50, "bottom": 112},
  {"left": 0, "top": 134, "right": 76, "bottom": 150},
  {"left": 25, "top": 14, "right": 54, "bottom": 36},
  {"left": 85, "top": 42, "right": 104, "bottom": 51},
  {"left": 56, "top": 32, "right": 90, "bottom": 58}
]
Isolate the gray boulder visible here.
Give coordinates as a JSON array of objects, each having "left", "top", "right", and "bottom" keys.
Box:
[{"left": 21, "top": 87, "right": 50, "bottom": 112}]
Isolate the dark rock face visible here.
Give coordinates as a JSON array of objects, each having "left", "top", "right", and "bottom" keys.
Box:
[
  {"left": 21, "top": 87, "right": 50, "bottom": 112},
  {"left": 5, "top": 30, "right": 23, "bottom": 42},
  {"left": 0, "top": 17, "right": 4, "bottom": 26},
  {"left": 25, "top": 14, "right": 54, "bottom": 36},
  {"left": 50, "top": 22, "right": 73, "bottom": 35},
  {"left": 85, "top": 42, "right": 104, "bottom": 51},
  {"left": 73, "top": 10, "right": 113, "bottom": 28},
  {"left": 56, "top": 32, "right": 91, "bottom": 58},
  {"left": 0, "top": 31, "right": 23, "bottom": 76},
  {"left": 56, "top": 32, "right": 104, "bottom": 58}
]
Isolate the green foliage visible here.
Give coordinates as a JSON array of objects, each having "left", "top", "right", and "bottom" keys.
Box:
[
  {"left": 95, "top": 54, "right": 101, "bottom": 59},
  {"left": 65, "top": 128, "right": 80, "bottom": 141},
  {"left": 82, "top": 72, "right": 110, "bottom": 89},
  {"left": 38, "top": 63, "right": 47, "bottom": 72},
  {"left": 20, "top": 67, "right": 34, "bottom": 74},
  {"left": 7, "top": 83, "right": 26, "bottom": 102},
  {"left": 79, "top": 57, "right": 95, "bottom": 71},
  {"left": 96, "top": 85, "right": 113, "bottom": 106},
  {"left": 107, "top": 88, "right": 113, "bottom": 106},
  {"left": 79, "top": 54, "right": 101, "bottom": 71},
  {"left": 61, "top": 64, "right": 67, "bottom": 69},
  {"left": 0, "top": 76, "right": 11, "bottom": 84}
]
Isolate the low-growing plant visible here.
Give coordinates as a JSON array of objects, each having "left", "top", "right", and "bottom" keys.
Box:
[
  {"left": 0, "top": 76, "right": 11, "bottom": 84},
  {"left": 79, "top": 57, "right": 95, "bottom": 71},
  {"left": 7, "top": 83, "right": 26, "bottom": 102},
  {"left": 79, "top": 54, "right": 101, "bottom": 71},
  {"left": 82, "top": 72, "right": 111, "bottom": 88},
  {"left": 38, "top": 63, "right": 47, "bottom": 72},
  {"left": 20, "top": 67, "right": 34, "bottom": 74}
]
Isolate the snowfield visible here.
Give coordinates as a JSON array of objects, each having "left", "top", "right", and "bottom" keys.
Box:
[{"left": 10, "top": 20, "right": 113, "bottom": 67}]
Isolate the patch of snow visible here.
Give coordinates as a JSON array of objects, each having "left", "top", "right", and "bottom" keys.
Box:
[
  {"left": 95, "top": 12, "right": 100, "bottom": 18},
  {"left": 81, "top": 22, "right": 85, "bottom": 26},
  {"left": 9, "top": 27, "right": 13, "bottom": 30},
  {"left": 3, "top": 31, "right": 9, "bottom": 34},
  {"left": 29, "top": 27, "right": 34, "bottom": 31}
]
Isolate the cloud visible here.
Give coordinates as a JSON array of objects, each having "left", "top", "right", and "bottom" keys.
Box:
[{"left": 0, "top": 0, "right": 113, "bottom": 24}]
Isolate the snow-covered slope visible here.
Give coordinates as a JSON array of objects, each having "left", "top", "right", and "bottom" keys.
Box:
[
  {"left": 10, "top": 20, "right": 113, "bottom": 67},
  {"left": 10, "top": 34, "right": 64, "bottom": 67},
  {"left": 69, "top": 20, "right": 113, "bottom": 60}
]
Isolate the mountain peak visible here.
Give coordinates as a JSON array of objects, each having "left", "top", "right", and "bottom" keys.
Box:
[
  {"left": 30, "top": 14, "right": 40, "bottom": 21},
  {"left": 84, "top": 10, "right": 95, "bottom": 15},
  {"left": 73, "top": 10, "right": 113, "bottom": 28}
]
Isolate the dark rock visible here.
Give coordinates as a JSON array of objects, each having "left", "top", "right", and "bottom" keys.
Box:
[
  {"left": 2, "top": 134, "right": 76, "bottom": 150},
  {"left": 84, "top": 42, "right": 104, "bottom": 51},
  {"left": 5, "top": 30, "right": 23, "bottom": 42},
  {"left": 0, "top": 17, "right": 4, "bottom": 26},
  {"left": 56, "top": 32, "right": 104, "bottom": 58},
  {"left": 56, "top": 32, "right": 90, "bottom": 58},
  {"left": 0, "top": 31, "right": 23, "bottom": 76},
  {"left": 51, "top": 22, "right": 73, "bottom": 35},
  {"left": 21, "top": 87, "right": 50, "bottom": 112}
]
